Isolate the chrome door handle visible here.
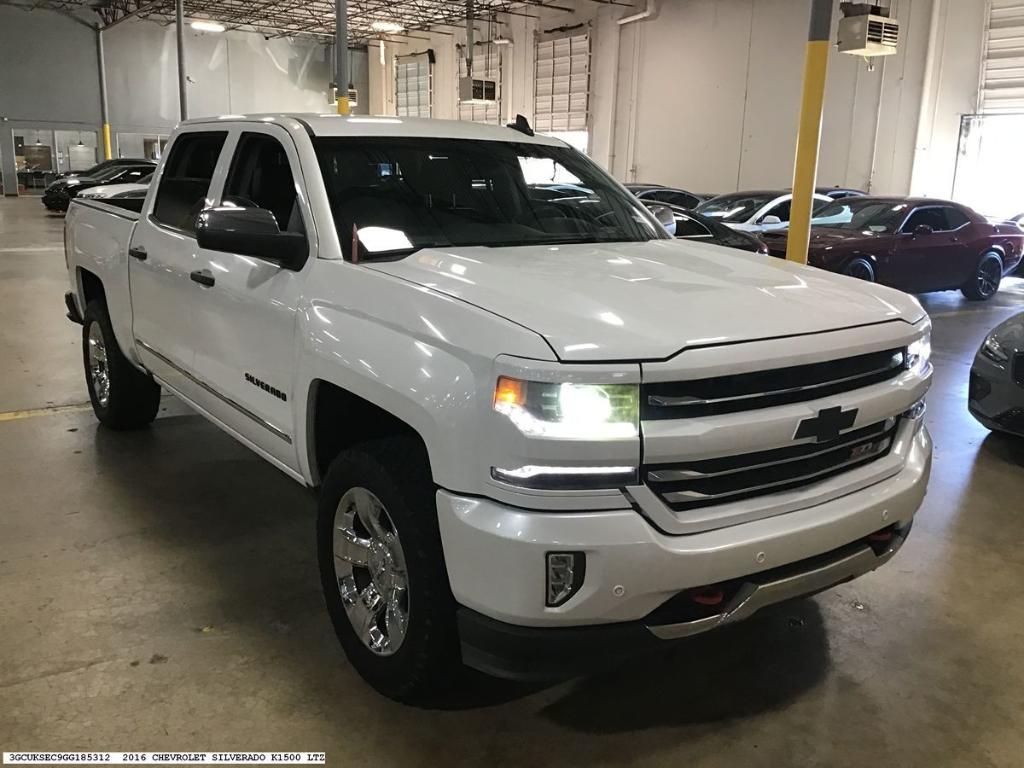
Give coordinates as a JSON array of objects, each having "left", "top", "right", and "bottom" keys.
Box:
[
  {"left": 129, "top": 245, "right": 147, "bottom": 260},
  {"left": 190, "top": 269, "right": 215, "bottom": 287}
]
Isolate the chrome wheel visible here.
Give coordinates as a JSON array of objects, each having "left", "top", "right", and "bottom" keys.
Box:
[
  {"left": 977, "top": 258, "right": 1001, "bottom": 298},
  {"left": 87, "top": 321, "right": 110, "bottom": 408},
  {"left": 332, "top": 487, "right": 409, "bottom": 656}
]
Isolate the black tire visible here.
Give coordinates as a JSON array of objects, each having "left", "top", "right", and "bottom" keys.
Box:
[
  {"left": 842, "top": 257, "right": 875, "bottom": 282},
  {"left": 961, "top": 251, "right": 1003, "bottom": 301},
  {"left": 82, "top": 300, "right": 161, "bottom": 429},
  {"left": 317, "top": 436, "right": 460, "bottom": 704}
]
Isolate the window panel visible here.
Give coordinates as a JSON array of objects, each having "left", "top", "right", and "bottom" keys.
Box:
[{"left": 152, "top": 131, "right": 227, "bottom": 233}]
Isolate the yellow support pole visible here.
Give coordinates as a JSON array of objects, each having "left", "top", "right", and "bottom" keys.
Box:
[
  {"left": 337, "top": 95, "right": 351, "bottom": 116},
  {"left": 102, "top": 123, "right": 113, "bottom": 160},
  {"left": 786, "top": 0, "right": 834, "bottom": 264}
]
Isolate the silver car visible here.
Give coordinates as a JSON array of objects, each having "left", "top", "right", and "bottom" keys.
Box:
[{"left": 969, "top": 312, "right": 1024, "bottom": 436}]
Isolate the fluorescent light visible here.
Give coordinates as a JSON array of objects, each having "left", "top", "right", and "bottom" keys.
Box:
[
  {"left": 370, "top": 20, "right": 405, "bottom": 33},
  {"left": 191, "top": 20, "right": 225, "bottom": 32}
]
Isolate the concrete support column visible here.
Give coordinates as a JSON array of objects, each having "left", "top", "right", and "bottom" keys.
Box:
[{"left": 1, "top": 128, "right": 17, "bottom": 196}]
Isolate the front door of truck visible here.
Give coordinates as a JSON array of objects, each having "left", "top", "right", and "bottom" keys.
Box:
[
  {"left": 129, "top": 130, "right": 229, "bottom": 397},
  {"left": 187, "top": 126, "right": 313, "bottom": 471}
]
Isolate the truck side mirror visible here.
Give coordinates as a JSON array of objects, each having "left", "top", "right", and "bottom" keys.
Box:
[
  {"left": 196, "top": 206, "right": 308, "bottom": 269},
  {"left": 644, "top": 202, "right": 677, "bottom": 237}
]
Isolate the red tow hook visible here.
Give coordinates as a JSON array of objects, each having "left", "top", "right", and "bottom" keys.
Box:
[{"left": 690, "top": 587, "right": 725, "bottom": 606}]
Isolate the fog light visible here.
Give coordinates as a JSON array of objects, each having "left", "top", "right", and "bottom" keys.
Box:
[
  {"left": 546, "top": 552, "right": 585, "bottom": 607},
  {"left": 903, "top": 398, "right": 926, "bottom": 420}
]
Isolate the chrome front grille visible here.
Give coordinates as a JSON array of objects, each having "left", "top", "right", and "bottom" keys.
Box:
[
  {"left": 642, "top": 347, "right": 906, "bottom": 419},
  {"left": 644, "top": 418, "right": 898, "bottom": 512}
]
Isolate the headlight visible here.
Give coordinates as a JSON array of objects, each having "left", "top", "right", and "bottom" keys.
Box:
[
  {"left": 906, "top": 332, "right": 931, "bottom": 375},
  {"left": 493, "top": 376, "right": 639, "bottom": 440},
  {"left": 981, "top": 334, "right": 1009, "bottom": 363}
]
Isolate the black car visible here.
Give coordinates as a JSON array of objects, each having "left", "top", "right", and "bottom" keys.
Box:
[
  {"left": 644, "top": 201, "right": 767, "bottom": 253},
  {"left": 816, "top": 186, "right": 867, "bottom": 200},
  {"left": 55, "top": 157, "right": 152, "bottom": 181},
  {"left": 42, "top": 162, "right": 155, "bottom": 212},
  {"left": 626, "top": 183, "right": 714, "bottom": 211},
  {"left": 969, "top": 312, "right": 1024, "bottom": 437}
]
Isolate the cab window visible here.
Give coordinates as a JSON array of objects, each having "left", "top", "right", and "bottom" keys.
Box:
[
  {"left": 223, "top": 132, "right": 304, "bottom": 234},
  {"left": 152, "top": 131, "right": 227, "bottom": 233}
]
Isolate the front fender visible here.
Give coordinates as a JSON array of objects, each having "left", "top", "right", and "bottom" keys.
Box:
[{"left": 292, "top": 264, "right": 556, "bottom": 490}]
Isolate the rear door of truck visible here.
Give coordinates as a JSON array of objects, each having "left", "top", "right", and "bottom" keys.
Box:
[{"left": 127, "top": 130, "right": 230, "bottom": 397}]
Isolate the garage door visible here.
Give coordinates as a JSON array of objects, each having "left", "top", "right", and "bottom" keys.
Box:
[
  {"left": 457, "top": 43, "right": 502, "bottom": 124},
  {"left": 981, "top": 0, "right": 1024, "bottom": 112},
  {"left": 395, "top": 52, "right": 432, "bottom": 118},
  {"left": 534, "top": 33, "right": 590, "bottom": 135}
]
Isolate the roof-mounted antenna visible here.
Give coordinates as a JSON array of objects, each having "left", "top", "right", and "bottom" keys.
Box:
[{"left": 507, "top": 114, "right": 534, "bottom": 137}]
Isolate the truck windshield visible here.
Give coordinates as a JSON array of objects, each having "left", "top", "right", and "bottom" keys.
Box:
[{"left": 313, "top": 137, "right": 665, "bottom": 258}]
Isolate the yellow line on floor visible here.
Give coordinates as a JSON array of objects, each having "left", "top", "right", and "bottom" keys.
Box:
[{"left": 0, "top": 403, "right": 93, "bottom": 422}]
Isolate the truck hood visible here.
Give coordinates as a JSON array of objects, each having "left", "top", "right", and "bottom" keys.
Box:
[{"left": 364, "top": 239, "right": 924, "bottom": 361}]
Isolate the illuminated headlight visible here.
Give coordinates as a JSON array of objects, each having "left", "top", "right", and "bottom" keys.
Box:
[
  {"left": 905, "top": 332, "right": 932, "bottom": 375},
  {"left": 78, "top": 190, "right": 101, "bottom": 198},
  {"left": 493, "top": 376, "right": 639, "bottom": 440},
  {"left": 980, "top": 334, "right": 1009, "bottom": 363}
]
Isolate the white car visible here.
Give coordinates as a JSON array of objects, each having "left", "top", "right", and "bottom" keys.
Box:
[
  {"left": 63, "top": 114, "right": 933, "bottom": 703},
  {"left": 697, "top": 190, "right": 833, "bottom": 233},
  {"left": 76, "top": 173, "right": 153, "bottom": 201}
]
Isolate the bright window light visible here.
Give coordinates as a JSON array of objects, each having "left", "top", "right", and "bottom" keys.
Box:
[{"left": 357, "top": 226, "right": 413, "bottom": 253}]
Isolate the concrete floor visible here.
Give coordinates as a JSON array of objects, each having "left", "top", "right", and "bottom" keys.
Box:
[{"left": 1, "top": 194, "right": 1023, "bottom": 767}]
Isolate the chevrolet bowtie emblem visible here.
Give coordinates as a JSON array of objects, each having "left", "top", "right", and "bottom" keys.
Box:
[{"left": 795, "top": 406, "right": 858, "bottom": 443}]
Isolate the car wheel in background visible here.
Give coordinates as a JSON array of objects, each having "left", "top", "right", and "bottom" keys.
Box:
[
  {"left": 961, "top": 252, "right": 1003, "bottom": 301},
  {"left": 82, "top": 300, "right": 161, "bottom": 429},
  {"left": 842, "top": 258, "right": 875, "bottom": 282}
]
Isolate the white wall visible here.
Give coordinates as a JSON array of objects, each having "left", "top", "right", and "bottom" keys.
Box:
[{"left": 103, "top": 18, "right": 332, "bottom": 132}]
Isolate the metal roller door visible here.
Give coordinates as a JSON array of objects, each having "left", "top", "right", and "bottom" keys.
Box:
[
  {"left": 395, "top": 52, "right": 432, "bottom": 118},
  {"left": 534, "top": 33, "right": 590, "bottom": 134},
  {"left": 981, "top": 0, "right": 1024, "bottom": 112}
]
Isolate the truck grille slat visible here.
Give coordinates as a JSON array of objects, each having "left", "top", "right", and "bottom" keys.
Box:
[
  {"left": 643, "top": 348, "right": 905, "bottom": 419},
  {"left": 645, "top": 420, "right": 898, "bottom": 512}
]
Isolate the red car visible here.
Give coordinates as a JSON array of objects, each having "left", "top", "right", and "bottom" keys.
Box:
[{"left": 761, "top": 197, "right": 1024, "bottom": 300}]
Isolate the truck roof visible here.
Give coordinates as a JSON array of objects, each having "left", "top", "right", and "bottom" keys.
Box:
[{"left": 180, "top": 113, "right": 565, "bottom": 146}]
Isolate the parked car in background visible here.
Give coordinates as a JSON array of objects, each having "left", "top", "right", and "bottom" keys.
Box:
[
  {"left": 43, "top": 162, "right": 155, "bottom": 212},
  {"left": 626, "top": 184, "right": 714, "bottom": 211},
  {"left": 696, "top": 190, "right": 833, "bottom": 233},
  {"left": 969, "top": 312, "right": 1024, "bottom": 436},
  {"left": 77, "top": 173, "right": 153, "bottom": 202},
  {"left": 760, "top": 197, "right": 1024, "bottom": 300},
  {"left": 55, "top": 157, "right": 152, "bottom": 181},
  {"left": 643, "top": 201, "right": 767, "bottom": 253},
  {"left": 817, "top": 186, "right": 867, "bottom": 200}
]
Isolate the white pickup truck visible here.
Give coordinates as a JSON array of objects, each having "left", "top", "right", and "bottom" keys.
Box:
[{"left": 63, "top": 114, "right": 933, "bottom": 703}]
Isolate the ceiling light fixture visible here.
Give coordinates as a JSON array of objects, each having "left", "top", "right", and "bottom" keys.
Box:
[
  {"left": 370, "top": 20, "right": 405, "bottom": 34},
  {"left": 191, "top": 20, "right": 226, "bottom": 32}
]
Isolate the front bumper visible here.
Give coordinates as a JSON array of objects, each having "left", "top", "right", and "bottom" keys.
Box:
[
  {"left": 457, "top": 524, "right": 910, "bottom": 680},
  {"left": 438, "top": 423, "right": 931, "bottom": 678},
  {"left": 969, "top": 352, "right": 1024, "bottom": 436}
]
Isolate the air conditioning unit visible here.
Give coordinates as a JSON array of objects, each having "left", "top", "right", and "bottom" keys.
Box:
[
  {"left": 458, "top": 76, "right": 497, "bottom": 104},
  {"left": 327, "top": 86, "right": 359, "bottom": 107},
  {"left": 837, "top": 3, "right": 899, "bottom": 57}
]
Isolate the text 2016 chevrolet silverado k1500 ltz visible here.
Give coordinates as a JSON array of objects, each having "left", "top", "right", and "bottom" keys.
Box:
[{"left": 63, "top": 114, "right": 933, "bottom": 703}]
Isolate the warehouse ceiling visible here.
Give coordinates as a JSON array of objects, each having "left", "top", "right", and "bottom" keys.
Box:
[{"left": 0, "top": 0, "right": 629, "bottom": 40}]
